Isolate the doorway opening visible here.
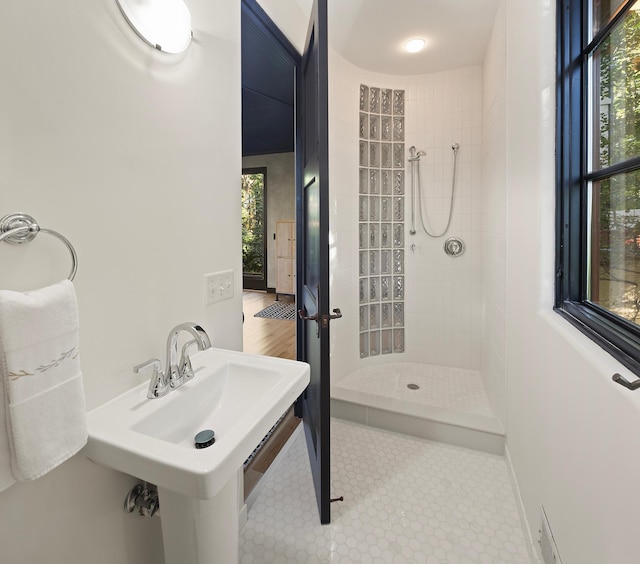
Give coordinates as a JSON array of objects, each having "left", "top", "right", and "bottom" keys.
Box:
[{"left": 241, "top": 0, "right": 300, "bottom": 503}]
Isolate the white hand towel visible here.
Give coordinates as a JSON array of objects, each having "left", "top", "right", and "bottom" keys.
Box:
[{"left": 0, "top": 280, "right": 87, "bottom": 482}]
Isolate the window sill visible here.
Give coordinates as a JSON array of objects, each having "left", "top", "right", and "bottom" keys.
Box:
[{"left": 545, "top": 306, "right": 640, "bottom": 384}]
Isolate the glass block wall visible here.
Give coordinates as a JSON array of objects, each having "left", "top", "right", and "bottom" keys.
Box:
[{"left": 358, "top": 85, "right": 405, "bottom": 358}]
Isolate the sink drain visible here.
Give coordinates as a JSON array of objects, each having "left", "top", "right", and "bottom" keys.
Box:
[
  {"left": 407, "top": 383, "right": 420, "bottom": 390},
  {"left": 194, "top": 429, "right": 216, "bottom": 449}
]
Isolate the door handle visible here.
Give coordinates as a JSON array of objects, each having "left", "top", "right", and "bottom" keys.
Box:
[
  {"left": 298, "top": 307, "right": 318, "bottom": 322},
  {"left": 299, "top": 307, "right": 343, "bottom": 331}
]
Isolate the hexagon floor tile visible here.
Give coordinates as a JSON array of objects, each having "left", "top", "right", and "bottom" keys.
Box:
[{"left": 239, "top": 418, "right": 531, "bottom": 563}]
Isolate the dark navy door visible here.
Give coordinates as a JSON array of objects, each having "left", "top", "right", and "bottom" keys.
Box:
[{"left": 296, "top": 0, "right": 334, "bottom": 525}]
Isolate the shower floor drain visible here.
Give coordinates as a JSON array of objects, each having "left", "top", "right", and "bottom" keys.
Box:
[{"left": 407, "top": 383, "right": 420, "bottom": 390}]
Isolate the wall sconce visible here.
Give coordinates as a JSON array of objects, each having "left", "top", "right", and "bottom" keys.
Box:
[{"left": 116, "top": 0, "right": 192, "bottom": 54}]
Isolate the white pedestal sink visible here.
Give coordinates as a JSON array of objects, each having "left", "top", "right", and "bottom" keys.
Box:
[{"left": 83, "top": 348, "right": 310, "bottom": 564}]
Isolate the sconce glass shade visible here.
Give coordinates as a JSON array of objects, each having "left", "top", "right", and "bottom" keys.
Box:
[{"left": 116, "top": 0, "right": 192, "bottom": 53}]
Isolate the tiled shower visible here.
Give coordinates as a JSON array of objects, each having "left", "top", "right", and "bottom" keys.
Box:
[{"left": 329, "top": 53, "right": 487, "bottom": 393}]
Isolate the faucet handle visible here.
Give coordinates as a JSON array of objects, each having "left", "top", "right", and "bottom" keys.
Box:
[
  {"left": 134, "top": 358, "right": 162, "bottom": 375},
  {"left": 134, "top": 358, "right": 169, "bottom": 399},
  {"left": 179, "top": 340, "right": 198, "bottom": 382}
]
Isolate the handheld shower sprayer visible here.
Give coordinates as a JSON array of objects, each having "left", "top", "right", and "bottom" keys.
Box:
[{"left": 409, "top": 141, "right": 461, "bottom": 238}]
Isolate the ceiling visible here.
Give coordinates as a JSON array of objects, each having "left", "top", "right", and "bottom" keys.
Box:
[
  {"left": 327, "top": 0, "right": 500, "bottom": 75},
  {"left": 241, "top": 3, "right": 296, "bottom": 156},
  {"left": 242, "top": 0, "right": 500, "bottom": 156}
]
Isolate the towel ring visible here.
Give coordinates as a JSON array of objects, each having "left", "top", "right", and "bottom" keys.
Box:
[{"left": 0, "top": 213, "right": 78, "bottom": 281}]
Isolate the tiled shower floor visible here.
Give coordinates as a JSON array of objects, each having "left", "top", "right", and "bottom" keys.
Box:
[
  {"left": 333, "top": 363, "right": 493, "bottom": 417},
  {"left": 239, "top": 418, "right": 531, "bottom": 563}
]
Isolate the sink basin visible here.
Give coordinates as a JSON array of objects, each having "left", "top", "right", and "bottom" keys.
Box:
[{"left": 84, "top": 347, "right": 310, "bottom": 500}]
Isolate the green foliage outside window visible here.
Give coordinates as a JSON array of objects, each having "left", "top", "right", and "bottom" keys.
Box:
[
  {"left": 593, "top": 7, "right": 640, "bottom": 322},
  {"left": 241, "top": 173, "right": 264, "bottom": 276}
]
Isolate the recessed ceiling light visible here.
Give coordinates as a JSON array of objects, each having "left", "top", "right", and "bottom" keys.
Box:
[{"left": 404, "top": 39, "right": 426, "bottom": 53}]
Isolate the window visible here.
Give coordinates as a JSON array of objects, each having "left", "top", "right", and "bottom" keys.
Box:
[
  {"left": 557, "top": 0, "right": 640, "bottom": 373},
  {"left": 241, "top": 168, "right": 267, "bottom": 290}
]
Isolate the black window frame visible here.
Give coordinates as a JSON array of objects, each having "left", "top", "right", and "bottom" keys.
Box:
[{"left": 556, "top": 0, "right": 640, "bottom": 375}]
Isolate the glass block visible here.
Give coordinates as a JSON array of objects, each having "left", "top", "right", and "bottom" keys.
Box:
[
  {"left": 393, "top": 276, "right": 404, "bottom": 300},
  {"left": 359, "top": 196, "right": 368, "bottom": 221},
  {"left": 370, "top": 87, "right": 380, "bottom": 113},
  {"left": 369, "top": 170, "right": 379, "bottom": 194},
  {"left": 381, "top": 170, "right": 392, "bottom": 195},
  {"left": 359, "top": 305, "right": 369, "bottom": 331},
  {"left": 381, "top": 303, "right": 392, "bottom": 328},
  {"left": 393, "top": 223, "right": 404, "bottom": 247},
  {"left": 381, "top": 89, "right": 392, "bottom": 115},
  {"left": 369, "top": 223, "right": 380, "bottom": 249},
  {"left": 359, "top": 141, "right": 368, "bottom": 166},
  {"left": 393, "top": 302, "right": 404, "bottom": 327},
  {"left": 359, "top": 223, "right": 368, "bottom": 249},
  {"left": 359, "top": 113, "right": 368, "bottom": 139},
  {"left": 369, "top": 303, "right": 380, "bottom": 330},
  {"left": 393, "top": 197, "right": 404, "bottom": 221},
  {"left": 393, "top": 328, "right": 405, "bottom": 353},
  {"left": 370, "top": 276, "right": 380, "bottom": 301},
  {"left": 381, "top": 143, "right": 392, "bottom": 168},
  {"left": 359, "top": 250, "right": 368, "bottom": 276},
  {"left": 359, "top": 278, "right": 368, "bottom": 303},
  {"left": 381, "top": 116, "right": 392, "bottom": 141},
  {"left": 381, "top": 276, "right": 391, "bottom": 301},
  {"left": 369, "top": 142, "right": 380, "bottom": 167},
  {"left": 360, "top": 84, "right": 369, "bottom": 111},
  {"left": 381, "top": 329, "right": 393, "bottom": 354},
  {"left": 393, "top": 117, "right": 404, "bottom": 141},
  {"left": 369, "top": 196, "right": 380, "bottom": 221},
  {"left": 381, "top": 197, "right": 392, "bottom": 222},
  {"left": 394, "top": 170, "right": 404, "bottom": 194},
  {"left": 369, "top": 224, "right": 380, "bottom": 249},
  {"left": 359, "top": 168, "right": 368, "bottom": 194},
  {"left": 369, "top": 250, "right": 380, "bottom": 275},
  {"left": 369, "top": 115, "right": 380, "bottom": 140},
  {"left": 393, "top": 250, "right": 404, "bottom": 274},
  {"left": 360, "top": 332, "right": 369, "bottom": 358},
  {"left": 393, "top": 90, "right": 405, "bottom": 115},
  {"left": 381, "top": 223, "right": 391, "bottom": 248},
  {"left": 381, "top": 250, "right": 392, "bottom": 274},
  {"left": 370, "top": 331, "right": 380, "bottom": 356},
  {"left": 393, "top": 143, "right": 404, "bottom": 168}
]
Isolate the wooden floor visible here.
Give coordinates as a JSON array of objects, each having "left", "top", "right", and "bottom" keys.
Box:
[
  {"left": 242, "top": 290, "right": 296, "bottom": 360},
  {"left": 242, "top": 290, "right": 299, "bottom": 500}
]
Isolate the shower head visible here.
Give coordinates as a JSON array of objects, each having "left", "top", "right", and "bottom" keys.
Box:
[
  {"left": 452, "top": 143, "right": 460, "bottom": 153},
  {"left": 408, "top": 147, "right": 426, "bottom": 162}
]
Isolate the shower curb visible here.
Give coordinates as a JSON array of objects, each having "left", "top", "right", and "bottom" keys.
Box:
[{"left": 331, "top": 397, "right": 505, "bottom": 455}]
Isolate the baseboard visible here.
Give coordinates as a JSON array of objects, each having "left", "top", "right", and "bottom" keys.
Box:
[{"left": 504, "top": 444, "right": 540, "bottom": 563}]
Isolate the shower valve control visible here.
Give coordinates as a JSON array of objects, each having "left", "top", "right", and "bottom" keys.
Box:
[{"left": 443, "top": 237, "right": 465, "bottom": 257}]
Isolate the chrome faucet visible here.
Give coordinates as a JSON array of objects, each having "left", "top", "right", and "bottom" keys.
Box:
[{"left": 134, "top": 322, "right": 211, "bottom": 399}]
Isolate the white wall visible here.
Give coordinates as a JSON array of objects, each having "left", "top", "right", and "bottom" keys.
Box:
[
  {"left": 503, "top": 1, "right": 640, "bottom": 562},
  {"left": 242, "top": 153, "right": 296, "bottom": 289},
  {"left": 0, "top": 1, "right": 242, "bottom": 562},
  {"left": 328, "top": 52, "right": 484, "bottom": 383},
  {"left": 482, "top": 1, "right": 508, "bottom": 426}
]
